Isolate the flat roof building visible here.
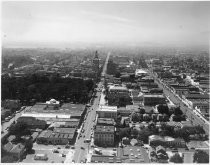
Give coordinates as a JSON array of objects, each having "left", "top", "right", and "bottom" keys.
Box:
[{"left": 97, "top": 105, "right": 117, "bottom": 119}]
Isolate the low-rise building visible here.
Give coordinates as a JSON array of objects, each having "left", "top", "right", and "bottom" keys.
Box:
[
  {"left": 97, "top": 105, "right": 117, "bottom": 119},
  {"left": 97, "top": 118, "right": 115, "bottom": 126},
  {"left": 36, "top": 128, "right": 76, "bottom": 145},
  {"left": 94, "top": 125, "right": 115, "bottom": 147},
  {"left": 149, "top": 135, "right": 186, "bottom": 148},
  {"left": 17, "top": 116, "right": 47, "bottom": 129},
  {"left": 3, "top": 142, "right": 26, "bottom": 160}
]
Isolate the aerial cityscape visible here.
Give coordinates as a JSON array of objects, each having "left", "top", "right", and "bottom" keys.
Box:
[{"left": 1, "top": 1, "right": 210, "bottom": 164}]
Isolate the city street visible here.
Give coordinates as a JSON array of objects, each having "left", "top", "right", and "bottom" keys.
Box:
[
  {"left": 70, "top": 52, "right": 110, "bottom": 163},
  {"left": 149, "top": 70, "right": 209, "bottom": 135},
  {"left": 1, "top": 106, "right": 31, "bottom": 138}
]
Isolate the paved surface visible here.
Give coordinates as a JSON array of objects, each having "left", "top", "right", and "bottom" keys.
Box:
[
  {"left": 148, "top": 69, "right": 209, "bottom": 135},
  {"left": 22, "top": 143, "right": 68, "bottom": 163},
  {"left": 71, "top": 52, "right": 111, "bottom": 163},
  {"left": 1, "top": 107, "right": 29, "bottom": 138}
]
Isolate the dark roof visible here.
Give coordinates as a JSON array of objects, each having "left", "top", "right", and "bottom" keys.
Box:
[
  {"left": 97, "top": 118, "right": 115, "bottom": 126},
  {"left": 95, "top": 125, "right": 115, "bottom": 133},
  {"left": 4, "top": 142, "right": 13, "bottom": 152},
  {"left": 54, "top": 127, "right": 76, "bottom": 134},
  {"left": 186, "top": 94, "right": 209, "bottom": 99}
]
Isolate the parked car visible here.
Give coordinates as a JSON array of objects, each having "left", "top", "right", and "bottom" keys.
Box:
[
  {"left": 34, "top": 154, "right": 48, "bottom": 161},
  {"left": 65, "top": 145, "right": 70, "bottom": 149},
  {"left": 53, "top": 149, "right": 59, "bottom": 153},
  {"left": 81, "top": 147, "right": 85, "bottom": 149}
]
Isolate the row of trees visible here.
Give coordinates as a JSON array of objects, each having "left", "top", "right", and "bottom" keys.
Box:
[
  {"left": 131, "top": 105, "right": 186, "bottom": 123},
  {"left": 2, "top": 74, "right": 94, "bottom": 104},
  {"left": 117, "top": 120, "right": 206, "bottom": 144},
  {"left": 160, "top": 123, "right": 205, "bottom": 142},
  {"left": 169, "top": 150, "right": 209, "bottom": 163}
]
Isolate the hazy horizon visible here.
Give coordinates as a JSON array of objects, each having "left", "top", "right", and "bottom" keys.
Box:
[{"left": 2, "top": 1, "right": 210, "bottom": 48}]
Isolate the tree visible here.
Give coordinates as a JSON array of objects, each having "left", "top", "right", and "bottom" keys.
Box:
[
  {"left": 138, "top": 128, "right": 153, "bottom": 143},
  {"left": 9, "top": 122, "right": 31, "bottom": 140},
  {"left": 118, "top": 97, "right": 127, "bottom": 107},
  {"left": 193, "top": 150, "right": 209, "bottom": 163},
  {"left": 119, "top": 127, "right": 131, "bottom": 140},
  {"left": 115, "top": 72, "right": 121, "bottom": 78},
  {"left": 131, "top": 128, "right": 139, "bottom": 138},
  {"left": 170, "top": 153, "right": 183, "bottom": 163},
  {"left": 174, "top": 106, "right": 183, "bottom": 116},
  {"left": 131, "top": 112, "right": 140, "bottom": 122},
  {"left": 139, "top": 108, "right": 145, "bottom": 114},
  {"left": 162, "top": 114, "right": 169, "bottom": 122},
  {"left": 25, "top": 139, "right": 33, "bottom": 153},
  {"left": 157, "top": 104, "right": 169, "bottom": 115}
]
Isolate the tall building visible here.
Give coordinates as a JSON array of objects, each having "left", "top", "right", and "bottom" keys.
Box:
[{"left": 93, "top": 51, "right": 99, "bottom": 79}]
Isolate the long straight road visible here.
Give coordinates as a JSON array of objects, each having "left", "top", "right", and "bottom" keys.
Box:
[
  {"left": 149, "top": 70, "right": 209, "bottom": 135},
  {"left": 70, "top": 52, "right": 111, "bottom": 163}
]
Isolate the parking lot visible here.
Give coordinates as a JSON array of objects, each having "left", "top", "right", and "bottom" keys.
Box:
[{"left": 21, "top": 143, "right": 73, "bottom": 163}]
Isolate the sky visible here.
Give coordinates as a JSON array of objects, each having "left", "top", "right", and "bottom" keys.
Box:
[{"left": 2, "top": 1, "right": 210, "bottom": 47}]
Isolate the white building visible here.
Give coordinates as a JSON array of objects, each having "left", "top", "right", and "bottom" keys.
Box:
[
  {"left": 97, "top": 105, "right": 117, "bottom": 119},
  {"left": 135, "top": 69, "right": 148, "bottom": 77}
]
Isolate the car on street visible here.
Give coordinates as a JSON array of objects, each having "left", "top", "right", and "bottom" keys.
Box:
[
  {"left": 53, "top": 149, "right": 59, "bottom": 153},
  {"left": 71, "top": 146, "right": 75, "bottom": 149},
  {"left": 81, "top": 147, "right": 85, "bottom": 149},
  {"left": 5, "top": 117, "right": 10, "bottom": 122},
  {"left": 65, "top": 145, "right": 70, "bottom": 149}
]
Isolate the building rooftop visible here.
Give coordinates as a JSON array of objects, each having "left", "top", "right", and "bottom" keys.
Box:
[
  {"left": 97, "top": 118, "right": 115, "bottom": 126},
  {"left": 98, "top": 105, "right": 118, "bottom": 112},
  {"left": 144, "top": 94, "right": 165, "bottom": 98},
  {"left": 54, "top": 127, "right": 76, "bottom": 134},
  {"left": 21, "top": 113, "right": 71, "bottom": 119},
  {"left": 38, "top": 129, "right": 75, "bottom": 139},
  {"left": 185, "top": 94, "right": 209, "bottom": 99},
  {"left": 109, "top": 85, "right": 128, "bottom": 92},
  {"left": 118, "top": 146, "right": 150, "bottom": 163},
  {"left": 61, "top": 103, "right": 85, "bottom": 111},
  {"left": 10, "top": 143, "right": 25, "bottom": 154},
  {"left": 95, "top": 125, "right": 115, "bottom": 133}
]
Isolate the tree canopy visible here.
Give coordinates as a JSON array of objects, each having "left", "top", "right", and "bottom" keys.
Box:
[
  {"left": 9, "top": 122, "right": 31, "bottom": 139},
  {"left": 170, "top": 153, "right": 183, "bottom": 163},
  {"left": 2, "top": 75, "right": 94, "bottom": 105},
  {"left": 193, "top": 150, "right": 209, "bottom": 163},
  {"left": 157, "top": 104, "right": 169, "bottom": 115}
]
